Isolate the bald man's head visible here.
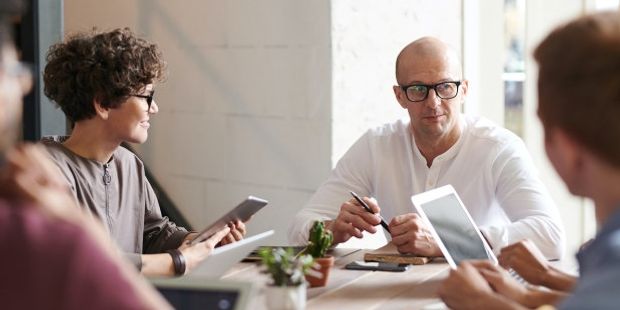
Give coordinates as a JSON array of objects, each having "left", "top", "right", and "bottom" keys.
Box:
[{"left": 395, "top": 37, "right": 463, "bottom": 85}]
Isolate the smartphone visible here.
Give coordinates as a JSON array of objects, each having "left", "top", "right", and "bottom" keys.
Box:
[{"left": 344, "top": 260, "right": 410, "bottom": 272}]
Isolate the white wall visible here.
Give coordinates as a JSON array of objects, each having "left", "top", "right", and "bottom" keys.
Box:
[
  {"left": 65, "top": 0, "right": 332, "bottom": 245},
  {"left": 332, "top": 0, "right": 462, "bottom": 164},
  {"left": 63, "top": 0, "right": 604, "bottom": 252}
]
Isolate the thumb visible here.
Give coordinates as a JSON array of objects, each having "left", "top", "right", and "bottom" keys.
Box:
[{"left": 208, "top": 226, "right": 231, "bottom": 244}]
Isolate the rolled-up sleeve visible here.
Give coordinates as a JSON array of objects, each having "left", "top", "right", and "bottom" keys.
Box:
[{"left": 480, "top": 140, "right": 565, "bottom": 260}]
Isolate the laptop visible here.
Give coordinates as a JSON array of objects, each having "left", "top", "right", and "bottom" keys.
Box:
[
  {"left": 189, "top": 230, "right": 275, "bottom": 278},
  {"left": 410, "top": 185, "right": 497, "bottom": 269},
  {"left": 151, "top": 277, "right": 253, "bottom": 310}
]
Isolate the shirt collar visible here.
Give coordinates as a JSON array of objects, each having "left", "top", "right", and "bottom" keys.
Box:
[{"left": 410, "top": 114, "right": 466, "bottom": 165}]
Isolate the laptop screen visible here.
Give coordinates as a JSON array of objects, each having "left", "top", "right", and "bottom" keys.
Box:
[
  {"left": 420, "top": 193, "right": 491, "bottom": 265},
  {"left": 157, "top": 287, "right": 239, "bottom": 310}
]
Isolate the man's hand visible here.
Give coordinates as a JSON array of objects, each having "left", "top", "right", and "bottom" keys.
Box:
[
  {"left": 219, "top": 220, "right": 246, "bottom": 246},
  {"left": 325, "top": 196, "right": 382, "bottom": 244},
  {"left": 179, "top": 226, "right": 231, "bottom": 273},
  {"left": 389, "top": 213, "right": 441, "bottom": 256}
]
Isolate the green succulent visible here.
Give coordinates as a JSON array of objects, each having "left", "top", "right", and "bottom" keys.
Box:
[
  {"left": 305, "top": 221, "right": 333, "bottom": 258},
  {"left": 258, "top": 247, "right": 314, "bottom": 287}
]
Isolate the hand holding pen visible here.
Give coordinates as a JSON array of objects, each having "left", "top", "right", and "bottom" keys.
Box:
[{"left": 349, "top": 191, "right": 391, "bottom": 233}]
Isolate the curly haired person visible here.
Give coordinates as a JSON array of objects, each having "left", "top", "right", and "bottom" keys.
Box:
[{"left": 41, "top": 28, "right": 246, "bottom": 277}]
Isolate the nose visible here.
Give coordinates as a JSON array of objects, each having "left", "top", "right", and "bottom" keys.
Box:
[
  {"left": 424, "top": 88, "right": 441, "bottom": 109},
  {"left": 149, "top": 101, "right": 159, "bottom": 114}
]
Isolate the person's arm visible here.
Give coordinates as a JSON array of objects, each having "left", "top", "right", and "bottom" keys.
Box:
[
  {"left": 499, "top": 240, "right": 577, "bottom": 292},
  {"left": 439, "top": 261, "right": 528, "bottom": 310},
  {"left": 288, "top": 130, "right": 376, "bottom": 245},
  {"left": 481, "top": 138, "right": 565, "bottom": 259},
  {"left": 3, "top": 144, "right": 169, "bottom": 309},
  {"left": 471, "top": 259, "right": 569, "bottom": 308},
  {"left": 142, "top": 178, "right": 191, "bottom": 253}
]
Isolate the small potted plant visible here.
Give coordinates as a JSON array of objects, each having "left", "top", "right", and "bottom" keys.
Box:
[
  {"left": 303, "top": 221, "right": 334, "bottom": 287},
  {"left": 259, "top": 247, "right": 315, "bottom": 310}
]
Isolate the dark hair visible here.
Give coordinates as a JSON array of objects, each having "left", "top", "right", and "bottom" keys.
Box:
[
  {"left": 535, "top": 11, "right": 620, "bottom": 168},
  {"left": 43, "top": 28, "right": 166, "bottom": 122}
]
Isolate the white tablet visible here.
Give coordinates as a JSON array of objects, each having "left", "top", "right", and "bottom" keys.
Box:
[
  {"left": 190, "top": 196, "right": 268, "bottom": 246},
  {"left": 151, "top": 277, "right": 254, "bottom": 310},
  {"left": 410, "top": 185, "right": 496, "bottom": 269},
  {"left": 190, "top": 230, "right": 275, "bottom": 278}
]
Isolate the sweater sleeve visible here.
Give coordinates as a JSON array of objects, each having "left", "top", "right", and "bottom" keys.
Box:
[{"left": 142, "top": 179, "right": 190, "bottom": 254}]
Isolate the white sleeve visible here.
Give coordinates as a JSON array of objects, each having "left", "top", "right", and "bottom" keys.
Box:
[
  {"left": 287, "top": 131, "right": 375, "bottom": 245},
  {"left": 479, "top": 139, "right": 566, "bottom": 259}
]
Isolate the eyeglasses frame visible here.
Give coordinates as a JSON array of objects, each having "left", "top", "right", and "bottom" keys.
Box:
[{"left": 399, "top": 81, "right": 462, "bottom": 102}]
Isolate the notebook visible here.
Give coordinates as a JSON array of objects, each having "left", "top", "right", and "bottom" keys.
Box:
[
  {"left": 363, "top": 242, "right": 431, "bottom": 265},
  {"left": 189, "top": 230, "right": 275, "bottom": 278},
  {"left": 151, "top": 277, "right": 253, "bottom": 310},
  {"left": 410, "top": 185, "right": 497, "bottom": 269}
]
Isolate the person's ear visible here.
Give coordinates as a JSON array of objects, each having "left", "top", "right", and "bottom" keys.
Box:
[
  {"left": 548, "top": 127, "right": 585, "bottom": 190},
  {"left": 459, "top": 79, "right": 469, "bottom": 104},
  {"left": 393, "top": 85, "right": 408, "bottom": 109},
  {"left": 93, "top": 98, "right": 110, "bottom": 120}
]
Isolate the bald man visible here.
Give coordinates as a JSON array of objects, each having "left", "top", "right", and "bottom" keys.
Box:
[{"left": 288, "top": 37, "right": 565, "bottom": 259}]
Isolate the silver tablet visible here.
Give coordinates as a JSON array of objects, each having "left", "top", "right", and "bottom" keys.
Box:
[
  {"left": 190, "top": 196, "right": 268, "bottom": 246},
  {"left": 410, "top": 185, "right": 496, "bottom": 269}
]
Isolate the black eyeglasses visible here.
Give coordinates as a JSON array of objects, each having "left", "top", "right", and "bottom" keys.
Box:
[
  {"left": 400, "top": 81, "right": 461, "bottom": 102},
  {"left": 132, "top": 90, "right": 155, "bottom": 111}
]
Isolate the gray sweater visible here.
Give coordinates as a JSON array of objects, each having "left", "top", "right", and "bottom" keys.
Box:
[{"left": 41, "top": 136, "right": 189, "bottom": 269}]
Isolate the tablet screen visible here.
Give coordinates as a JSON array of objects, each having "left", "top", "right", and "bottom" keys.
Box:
[
  {"left": 420, "top": 193, "right": 491, "bottom": 265},
  {"left": 158, "top": 288, "right": 239, "bottom": 310}
]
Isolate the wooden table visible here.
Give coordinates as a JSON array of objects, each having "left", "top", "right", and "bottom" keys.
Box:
[{"left": 223, "top": 248, "right": 450, "bottom": 310}]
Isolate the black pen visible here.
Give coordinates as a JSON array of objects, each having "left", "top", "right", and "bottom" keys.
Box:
[{"left": 349, "top": 191, "right": 391, "bottom": 233}]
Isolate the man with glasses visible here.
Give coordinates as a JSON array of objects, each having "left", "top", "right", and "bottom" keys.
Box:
[{"left": 289, "top": 37, "right": 564, "bottom": 260}]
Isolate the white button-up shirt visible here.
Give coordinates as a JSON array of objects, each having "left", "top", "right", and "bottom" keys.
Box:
[{"left": 288, "top": 115, "right": 565, "bottom": 259}]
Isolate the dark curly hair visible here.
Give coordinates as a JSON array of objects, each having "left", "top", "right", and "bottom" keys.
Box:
[{"left": 43, "top": 28, "right": 166, "bottom": 122}]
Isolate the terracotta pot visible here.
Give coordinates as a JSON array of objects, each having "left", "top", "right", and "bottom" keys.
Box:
[{"left": 305, "top": 255, "right": 335, "bottom": 287}]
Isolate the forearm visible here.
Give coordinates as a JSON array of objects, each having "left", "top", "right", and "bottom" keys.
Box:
[
  {"left": 541, "top": 266, "right": 577, "bottom": 292},
  {"left": 141, "top": 253, "right": 175, "bottom": 277},
  {"left": 521, "top": 287, "right": 569, "bottom": 308}
]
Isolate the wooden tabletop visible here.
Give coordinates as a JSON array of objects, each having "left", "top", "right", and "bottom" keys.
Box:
[{"left": 222, "top": 248, "right": 450, "bottom": 310}]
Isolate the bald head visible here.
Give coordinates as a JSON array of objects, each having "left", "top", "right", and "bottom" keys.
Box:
[{"left": 395, "top": 37, "right": 463, "bottom": 85}]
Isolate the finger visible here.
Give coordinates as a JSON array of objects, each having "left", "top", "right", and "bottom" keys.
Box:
[
  {"left": 339, "top": 208, "right": 378, "bottom": 233},
  {"left": 333, "top": 219, "right": 363, "bottom": 238},
  {"left": 235, "top": 221, "right": 247, "bottom": 235},
  {"left": 468, "top": 259, "right": 498, "bottom": 270},
  {"left": 205, "top": 226, "right": 231, "bottom": 248},
  {"left": 342, "top": 202, "right": 381, "bottom": 226},
  {"left": 231, "top": 228, "right": 244, "bottom": 241},
  {"left": 220, "top": 234, "right": 234, "bottom": 245},
  {"left": 363, "top": 197, "right": 381, "bottom": 214},
  {"left": 389, "top": 214, "right": 424, "bottom": 236}
]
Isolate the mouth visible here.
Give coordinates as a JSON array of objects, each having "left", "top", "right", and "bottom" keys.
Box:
[
  {"left": 422, "top": 114, "right": 445, "bottom": 122},
  {"left": 139, "top": 120, "right": 150, "bottom": 128}
]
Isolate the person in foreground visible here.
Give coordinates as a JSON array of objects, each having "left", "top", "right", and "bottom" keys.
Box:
[
  {"left": 0, "top": 6, "right": 168, "bottom": 309},
  {"left": 439, "top": 11, "right": 620, "bottom": 310},
  {"left": 289, "top": 36, "right": 564, "bottom": 259},
  {"left": 41, "top": 28, "right": 246, "bottom": 277}
]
